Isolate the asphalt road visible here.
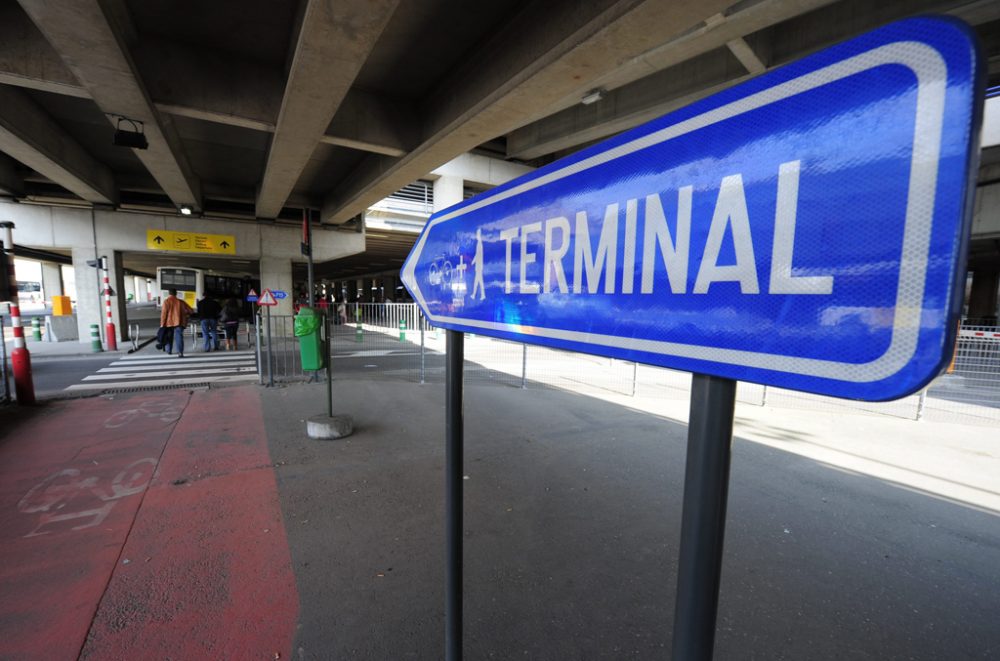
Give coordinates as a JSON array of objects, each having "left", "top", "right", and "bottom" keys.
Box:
[{"left": 262, "top": 379, "right": 1000, "bottom": 660}]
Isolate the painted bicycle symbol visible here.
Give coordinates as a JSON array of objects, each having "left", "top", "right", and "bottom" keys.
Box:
[{"left": 17, "top": 457, "right": 157, "bottom": 537}]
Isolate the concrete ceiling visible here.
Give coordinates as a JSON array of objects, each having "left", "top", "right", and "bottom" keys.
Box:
[{"left": 1, "top": 0, "right": 999, "bottom": 277}]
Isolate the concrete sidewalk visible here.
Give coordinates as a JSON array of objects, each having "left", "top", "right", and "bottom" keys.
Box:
[{"left": 1, "top": 377, "right": 998, "bottom": 659}]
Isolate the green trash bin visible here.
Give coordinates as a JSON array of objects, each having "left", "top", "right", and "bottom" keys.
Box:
[{"left": 294, "top": 306, "right": 326, "bottom": 371}]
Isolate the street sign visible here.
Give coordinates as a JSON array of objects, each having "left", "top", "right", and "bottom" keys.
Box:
[
  {"left": 146, "top": 229, "right": 236, "bottom": 254},
  {"left": 257, "top": 289, "right": 278, "bottom": 306},
  {"left": 246, "top": 288, "right": 259, "bottom": 303},
  {"left": 272, "top": 290, "right": 288, "bottom": 300},
  {"left": 402, "top": 17, "right": 983, "bottom": 401}
]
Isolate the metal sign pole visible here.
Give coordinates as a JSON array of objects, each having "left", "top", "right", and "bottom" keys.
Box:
[
  {"left": 0, "top": 314, "right": 9, "bottom": 403},
  {"left": 671, "top": 373, "right": 737, "bottom": 660},
  {"left": 255, "top": 310, "right": 263, "bottom": 385},
  {"left": 326, "top": 312, "right": 333, "bottom": 418},
  {"left": 305, "top": 209, "right": 314, "bottom": 306},
  {"left": 266, "top": 305, "right": 273, "bottom": 387},
  {"left": 445, "top": 329, "right": 464, "bottom": 661}
]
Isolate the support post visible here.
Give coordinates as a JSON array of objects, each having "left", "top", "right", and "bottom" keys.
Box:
[
  {"left": 446, "top": 330, "right": 464, "bottom": 661},
  {"left": 672, "top": 374, "right": 736, "bottom": 661},
  {"left": 420, "top": 314, "right": 426, "bottom": 384},
  {"left": 520, "top": 343, "right": 527, "bottom": 389},
  {"left": 255, "top": 311, "right": 263, "bottom": 385},
  {"left": 0, "top": 313, "right": 10, "bottom": 403},
  {"left": 265, "top": 306, "right": 274, "bottom": 387},
  {"left": 305, "top": 209, "right": 314, "bottom": 307},
  {"left": 326, "top": 312, "right": 333, "bottom": 418},
  {"left": 102, "top": 261, "right": 116, "bottom": 351},
  {"left": 1, "top": 222, "right": 34, "bottom": 405},
  {"left": 916, "top": 387, "right": 928, "bottom": 421}
]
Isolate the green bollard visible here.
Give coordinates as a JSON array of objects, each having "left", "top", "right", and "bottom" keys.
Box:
[
  {"left": 31, "top": 317, "right": 42, "bottom": 341},
  {"left": 399, "top": 319, "right": 406, "bottom": 341},
  {"left": 90, "top": 324, "right": 103, "bottom": 352}
]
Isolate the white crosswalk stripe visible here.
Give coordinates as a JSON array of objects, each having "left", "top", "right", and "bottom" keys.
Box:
[{"left": 64, "top": 351, "right": 259, "bottom": 391}]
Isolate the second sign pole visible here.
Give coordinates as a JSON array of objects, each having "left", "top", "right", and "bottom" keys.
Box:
[
  {"left": 672, "top": 373, "right": 737, "bottom": 660},
  {"left": 446, "top": 330, "right": 465, "bottom": 661}
]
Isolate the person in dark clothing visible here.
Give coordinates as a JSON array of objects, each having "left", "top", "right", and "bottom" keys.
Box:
[
  {"left": 220, "top": 297, "right": 242, "bottom": 350},
  {"left": 197, "top": 295, "right": 222, "bottom": 351}
]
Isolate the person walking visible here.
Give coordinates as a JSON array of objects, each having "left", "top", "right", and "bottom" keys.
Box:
[
  {"left": 220, "top": 297, "right": 242, "bottom": 351},
  {"left": 197, "top": 295, "right": 222, "bottom": 351},
  {"left": 160, "top": 289, "right": 192, "bottom": 357}
]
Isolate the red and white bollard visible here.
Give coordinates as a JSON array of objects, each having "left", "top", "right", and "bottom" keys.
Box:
[
  {"left": 1, "top": 221, "right": 35, "bottom": 405},
  {"left": 103, "top": 269, "right": 117, "bottom": 351}
]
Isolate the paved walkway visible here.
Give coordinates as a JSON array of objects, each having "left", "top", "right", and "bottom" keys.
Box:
[
  {"left": 0, "top": 387, "right": 297, "bottom": 660},
  {"left": 2, "top": 374, "right": 998, "bottom": 659}
]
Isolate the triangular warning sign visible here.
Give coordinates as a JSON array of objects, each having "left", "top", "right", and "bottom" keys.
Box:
[
  {"left": 247, "top": 288, "right": 258, "bottom": 297},
  {"left": 258, "top": 289, "right": 277, "bottom": 306}
]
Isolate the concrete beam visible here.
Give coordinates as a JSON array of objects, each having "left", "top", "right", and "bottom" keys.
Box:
[
  {"left": 0, "top": 86, "right": 116, "bottom": 203},
  {"left": 726, "top": 37, "right": 766, "bottom": 75},
  {"left": 0, "top": 154, "right": 24, "bottom": 197},
  {"left": 321, "top": 0, "right": 734, "bottom": 224},
  {"left": 430, "top": 153, "right": 534, "bottom": 189},
  {"left": 507, "top": 47, "right": 747, "bottom": 161},
  {"left": 255, "top": 0, "right": 401, "bottom": 219},
  {"left": 321, "top": 89, "right": 415, "bottom": 158},
  {"left": 0, "top": 21, "right": 412, "bottom": 158},
  {"left": 506, "top": 0, "right": 997, "bottom": 162},
  {"left": 0, "top": 1, "right": 87, "bottom": 98},
  {"left": 17, "top": 0, "right": 201, "bottom": 209}
]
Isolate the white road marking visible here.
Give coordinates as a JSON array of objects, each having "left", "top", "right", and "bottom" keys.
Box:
[
  {"left": 99, "top": 360, "right": 255, "bottom": 372},
  {"left": 110, "top": 355, "right": 256, "bottom": 366},
  {"left": 117, "top": 350, "right": 255, "bottom": 360},
  {"left": 84, "top": 366, "right": 257, "bottom": 380},
  {"left": 65, "top": 374, "right": 257, "bottom": 391}
]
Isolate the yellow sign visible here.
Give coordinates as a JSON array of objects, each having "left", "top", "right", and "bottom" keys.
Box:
[{"left": 146, "top": 229, "right": 236, "bottom": 255}]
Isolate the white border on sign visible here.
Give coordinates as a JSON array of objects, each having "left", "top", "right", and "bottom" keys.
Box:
[{"left": 404, "top": 41, "right": 948, "bottom": 384}]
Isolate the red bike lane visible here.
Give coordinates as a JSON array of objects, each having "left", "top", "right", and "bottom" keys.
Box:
[{"left": 0, "top": 387, "right": 299, "bottom": 660}]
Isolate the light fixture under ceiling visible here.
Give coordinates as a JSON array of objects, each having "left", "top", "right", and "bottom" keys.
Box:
[
  {"left": 112, "top": 116, "right": 148, "bottom": 150},
  {"left": 179, "top": 205, "right": 193, "bottom": 216},
  {"left": 581, "top": 88, "right": 605, "bottom": 105}
]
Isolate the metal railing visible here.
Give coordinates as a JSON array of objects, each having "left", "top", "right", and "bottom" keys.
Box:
[{"left": 255, "top": 304, "right": 1000, "bottom": 425}]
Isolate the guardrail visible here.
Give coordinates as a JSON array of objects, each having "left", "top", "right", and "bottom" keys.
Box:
[{"left": 254, "top": 304, "right": 1000, "bottom": 425}]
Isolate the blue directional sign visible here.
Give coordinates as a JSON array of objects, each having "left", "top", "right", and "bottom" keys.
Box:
[
  {"left": 402, "top": 18, "right": 984, "bottom": 401},
  {"left": 272, "top": 290, "right": 288, "bottom": 300}
]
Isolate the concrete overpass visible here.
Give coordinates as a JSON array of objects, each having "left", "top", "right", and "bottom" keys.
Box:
[{"left": 1, "top": 0, "right": 1000, "bottom": 339}]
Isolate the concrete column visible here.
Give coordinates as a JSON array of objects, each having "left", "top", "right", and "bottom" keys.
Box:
[
  {"left": 433, "top": 174, "right": 464, "bottom": 212},
  {"left": 259, "top": 256, "right": 293, "bottom": 317},
  {"left": 70, "top": 247, "right": 103, "bottom": 344},
  {"left": 112, "top": 252, "right": 126, "bottom": 343},
  {"left": 135, "top": 277, "right": 149, "bottom": 303},
  {"left": 40, "top": 262, "right": 62, "bottom": 298},
  {"left": 968, "top": 268, "right": 999, "bottom": 325},
  {"left": 123, "top": 274, "right": 136, "bottom": 303}
]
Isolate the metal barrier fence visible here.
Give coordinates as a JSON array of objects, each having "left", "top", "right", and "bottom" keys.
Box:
[{"left": 256, "top": 303, "right": 1000, "bottom": 425}]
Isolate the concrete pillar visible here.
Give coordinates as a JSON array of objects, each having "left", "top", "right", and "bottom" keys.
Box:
[
  {"left": 135, "top": 277, "right": 149, "bottom": 303},
  {"left": 60, "top": 264, "right": 77, "bottom": 302},
  {"left": 968, "top": 268, "right": 999, "bottom": 325},
  {"left": 112, "top": 252, "right": 126, "bottom": 342},
  {"left": 40, "top": 262, "right": 62, "bottom": 298},
  {"left": 123, "top": 274, "right": 136, "bottom": 303},
  {"left": 260, "top": 256, "right": 293, "bottom": 317},
  {"left": 71, "top": 247, "right": 103, "bottom": 344},
  {"left": 433, "top": 174, "right": 464, "bottom": 212}
]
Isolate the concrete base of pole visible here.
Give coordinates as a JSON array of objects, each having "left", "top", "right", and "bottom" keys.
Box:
[{"left": 306, "top": 414, "right": 354, "bottom": 440}]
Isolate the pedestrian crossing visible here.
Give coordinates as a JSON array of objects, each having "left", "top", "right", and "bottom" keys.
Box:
[{"left": 64, "top": 350, "right": 258, "bottom": 392}]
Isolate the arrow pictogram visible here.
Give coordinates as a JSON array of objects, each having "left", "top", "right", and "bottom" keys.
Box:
[
  {"left": 220, "top": 240, "right": 230, "bottom": 249},
  {"left": 153, "top": 235, "right": 165, "bottom": 244}
]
